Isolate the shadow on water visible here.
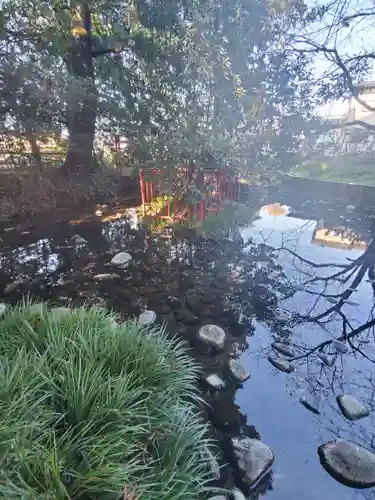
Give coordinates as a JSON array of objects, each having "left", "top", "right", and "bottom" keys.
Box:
[{"left": 1, "top": 183, "right": 375, "bottom": 499}]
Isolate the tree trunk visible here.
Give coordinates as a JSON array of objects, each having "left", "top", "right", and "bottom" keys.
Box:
[
  {"left": 61, "top": 1, "right": 97, "bottom": 177},
  {"left": 26, "top": 133, "right": 43, "bottom": 174}
]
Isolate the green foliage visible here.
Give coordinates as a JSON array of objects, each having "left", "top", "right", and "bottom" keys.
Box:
[{"left": 0, "top": 302, "right": 211, "bottom": 499}]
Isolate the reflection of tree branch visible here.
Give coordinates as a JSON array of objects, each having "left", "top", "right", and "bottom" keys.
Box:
[{"left": 275, "top": 247, "right": 349, "bottom": 269}]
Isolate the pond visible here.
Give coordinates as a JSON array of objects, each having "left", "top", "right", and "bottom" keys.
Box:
[{"left": 1, "top": 184, "right": 375, "bottom": 500}]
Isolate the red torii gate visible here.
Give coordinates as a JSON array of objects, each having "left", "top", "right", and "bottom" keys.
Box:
[{"left": 139, "top": 167, "right": 241, "bottom": 222}]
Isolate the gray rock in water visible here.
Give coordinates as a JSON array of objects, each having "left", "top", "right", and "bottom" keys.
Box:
[
  {"left": 268, "top": 356, "right": 294, "bottom": 373},
  {"left": 318, "top": 439, "right": 375, "bottom": 488},
  {"left": 0, "top": 303, "right": 6, "bottom": 316},
  {"left": 317, "top": 352, "right": 335, "bottom": 367},
  {"left": 231, "top": 489, "right": 246, "bottom": 500},
  {"left": 198, "top": 325, "right": 226, "bottom": 348},
  {"left": 207, "top": 497, "right": 226, "bottom": 500},
  {"left": 205, "top": 374, "right": 226, "bottom": 390},
  {"left": 50, "top": 307, "right": 71, "bottom": 320},
  {"left": 333, "top": 340, "right": 349, "bottom": 355},
  {"left": 272, "top": 342, "right": 294, "bottom": 357},
  {"left": 72, "top": 234, "right": 87, "bottom": 245},
  {"left": 346, "top": 205, "right": 356, "bottom": 212},
  {"left": 337, "top": 395, "right": 369, "bottom": 421},
  {"left": 138, "top": 310, "right": 157, "bottom": 326},
  {"left": 110, "top": 252, "right": 132, "bottom": 267},
  {"left": 232, "top": 437, "right": 274, "bottom": 486},
  {"left": 201, "top": 446, "right": 220, "bottom": 480},
  {"left": 229, "top": 359, "right": 250, "bottom": 382},
  {"left": 300, "top": 395, "right": 320, "bottom": 415}
]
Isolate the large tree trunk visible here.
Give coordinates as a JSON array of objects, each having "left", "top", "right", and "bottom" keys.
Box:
[{"left": 61, "top": 1, "right": 97, "bottom": 177}]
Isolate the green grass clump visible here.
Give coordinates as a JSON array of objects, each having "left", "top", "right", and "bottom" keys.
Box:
[{"left": 0, "top": 302, "right": 212, "bottom": 499}]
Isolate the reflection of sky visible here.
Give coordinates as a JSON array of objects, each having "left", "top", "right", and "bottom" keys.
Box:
[
  {"left": 238, "top": 206, "right": 375, "bottom": 500},
  {"left": 0, "top": 238, "right": 60, "bottom": 276}
]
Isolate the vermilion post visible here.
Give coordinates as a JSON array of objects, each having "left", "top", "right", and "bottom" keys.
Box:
[{"left": 140, "top": 169, "right": 145, "bottom": 212}]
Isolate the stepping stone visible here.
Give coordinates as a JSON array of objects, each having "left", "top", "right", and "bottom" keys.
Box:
[
  {"left": 205, "top": 374, "right": 226, "bottom": 390},
  {"left": 317, "top": 352, "right": 335, "bottom": 367},
  {"left": 138, "top": 310, "right": 157, "bottom": 326},
  {"left": 268, "top": 356, "right": 294, "bottom": 373},
  {"left": 50, "top": 307, "right": 71, "bottom": 320},
  {"left": 198, "top": 325, "right": 226, "bottom": 348},
  {"left": 110, "top": 252, "right": 132, "bottom": 267},
  {"left": 318, "top": 439, "right": 375, "bottom": 488},
  {"left": 272, "top": 342, "right": 294, "bottom": 357},
  {"left": 229, "top": 359, "right": 250, "bottom": 382},
  {"left": 93, "top": 273, "right": 120, "bottom": 280},
  {"left": 232, "top": 437, "right": 274, "bottom": 486},
  {"left": 201, "top": 446, "right": 220, "bottom": 479},
  {"left": 333, "top": 340, "right": 349, "bottom": 354},
  {"left": 337, "top": 395, "right": 369, "bottom": 421},
  {"left": 0, "top": 303, "right": 6, "bottom": 316},
  {"left": 232, "top": 489, "right": 246, "bottom": 500}
]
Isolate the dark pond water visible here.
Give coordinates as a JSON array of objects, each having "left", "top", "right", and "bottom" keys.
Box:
[{"left": 1, "top": 185, "right": 375, "bottom": 499}]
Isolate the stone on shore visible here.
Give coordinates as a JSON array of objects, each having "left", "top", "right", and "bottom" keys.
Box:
[
  {"left": 232, "top": 489, "right": 246, "bottom": 500},
  {"left": 272, "top": 342, "right": 294, "bottom": 357},
  {"left": 138, "top": 310, "right": 157, "bottom": 326},
  {"left": 232, "top": 437, "right": 274, "bottom": 485},
  {"left": 50, "top": 307, "right": 71, "bottom": 319},
  {"left": 229, "top": 359, "right": 250, "bottom": 382},
  {"left": 110, "top": 252, "right": 132, "bottom": 267},
  {"left": 208, "top": 497, "right": 226, "bottom": 500},
  {"left": 268, "top": 356, "right": 294, "bottom": 373},
  {"left": 206, "top": 374, "right": 226, "bottom": 390},
  {"left": 198, "top": 325, "right": 226, "bottom": 348},
  {"left": 318, "top": 439, "right": 375, "bottom": 488},
  {"left": 94, "top": 273, "right": 120, "bottom": 281},
  {"left": 337, "top": 395, "right": 369, "bottom": 421},
  {"left": 201, "top": 446, "right": 220, "bottom": 480},
  {"left": 0, "top": 303, "right": 6, "bottom": 316}
]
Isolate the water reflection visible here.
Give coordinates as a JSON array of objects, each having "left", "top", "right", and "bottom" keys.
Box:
[{"left": 0, "top": 193, "right": 375, "bottom": 499}]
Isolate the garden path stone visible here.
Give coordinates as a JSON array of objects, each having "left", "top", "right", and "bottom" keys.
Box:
[
  {"left": 268, "top": 356, "right": 294, "bottom": 373},
  {"left": 337, "top": 395, "right": 369, "bottom": 421},
  {"left": 138, "top": 310, "right": 157, "bottom": 326},
  {"left": 198, "top": 325, "right": 226, "bottom": 348},
  {"left": 232, "top": 437, "right": 274, "bottom": 485},
  {"left": 318, "top": 439, "right": 375, "bottom": 488},
  {"left": 229, "top": 359, "right": 250, "bottom": 382}
]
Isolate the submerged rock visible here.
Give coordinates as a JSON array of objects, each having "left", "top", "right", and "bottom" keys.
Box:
[
  {"left": 317, "top": 352, "right": 335, "bottom": 367},
  {"left": 300, "top": 395, "right": 320, "bottom": 415},
  {"left": 201, "top": 446, "right": 220, "bottom": 480},
  {"left": 50, "top": 307, "right": 71, "bottom": 319},
  {"left": 110, "top": 252, "right": 132, "bottom": 267},
  {"left": 272, "top": 342, "right": 294, "bottom": 357},
  {"left": 318, "top": 439, "right": 375, "bottom": 488},
  {"left": 0, "top": 303, "right": 6, "bottom": 316},
  {"left": 205, "top": 374, "right": 226, "bottom": 390},
  {"left": 337, "top": 395, "right": 369, "bottom": 421},
  {"left": 138, "top": 310, "right": 157, "bottom": 326},
  {"left": 229, "top": 359, "right": 250, "bottom": 382},
  {"left": 231, "top": 489, "right": 246, "bottom": 500},
  {"left": 198, "top": 325, "right": 226, "bottom": 348},
  {"left": 268, "top": 356, "right": 294, "bottom": 373},
  {"left": 346, "top": 205, "right": 356, "bottom": 212},
  {"left": 333, "top": 340, "right": 349, "bottom": 355},
  {"left": 232, "top": 437, "right": 274, "bottom": 486}
]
